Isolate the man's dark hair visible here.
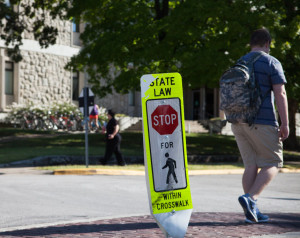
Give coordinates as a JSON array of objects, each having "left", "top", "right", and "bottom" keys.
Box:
[
  {"left": 107, "top": 109, "right": 115, "bottom": 118},
  {"left": 250, "top": 28, "right": 272, "bottom": 47}
]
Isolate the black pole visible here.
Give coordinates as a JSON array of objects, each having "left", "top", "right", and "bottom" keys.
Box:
[{"left": 84, "top": 87, "right": 89, "bottom": 168}]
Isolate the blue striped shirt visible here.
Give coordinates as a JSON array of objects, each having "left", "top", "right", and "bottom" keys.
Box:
[{"left": 242, "top": 51, "right": 287, "bottom": 127}]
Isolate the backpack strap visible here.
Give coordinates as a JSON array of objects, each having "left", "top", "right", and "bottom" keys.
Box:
[
  {"left": 249, "top": 52, "right": 269, "bottom": 126},
  {"left": 247, "top": 51, "right": 264, "bottom": 64},
  {"left": 243, "top": 52, "right": 264, "bottom": 126},
  {"left": 247, "top": 51, "right": 264, "bottom": 77},
  {"left": 236, "top": 51, "right": 264, "bottom": 67}
]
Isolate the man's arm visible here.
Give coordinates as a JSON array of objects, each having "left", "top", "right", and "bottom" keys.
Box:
[
  {"left": 108, "top": 124, "right": 119, "bottom": 139},
  {"left": 273, "top": 84, "right": 289, "bottom": 141}
]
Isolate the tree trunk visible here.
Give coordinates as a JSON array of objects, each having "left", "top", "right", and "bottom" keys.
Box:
[
  {"left": 155, "top": 0, "right": 169, "bottom": 41},
  {"left": 154, "top": 0, "right": 169, "bottom": 20},
  {"left": 283, "top": 98, "right": 299, "bottom": 150}
]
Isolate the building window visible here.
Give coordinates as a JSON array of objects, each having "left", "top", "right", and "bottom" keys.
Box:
[
  {"left": 5, "top": 61, "right": 14, "bottom": 95},
  {"left": 72, "top": 19, "right": 81, "bottom": 46},
  {"left": 128, "top": 90, "right": 135, "bottom": 106},
  {"left": 72, "top": 71, "right": 79, "bottom": 100},
  {"left": 72, "top": 20, "right": 80, "bottom": 33}
]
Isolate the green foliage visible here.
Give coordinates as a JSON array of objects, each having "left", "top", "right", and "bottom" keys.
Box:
[
  {"left": 0, "top": 0, "right": 69, "bottom": 62},
  {"left": 264, "top": 0, "right": 300, "bottom": 102},
  {"left": 1, "top": 0, "right": 299, "bottom": 101},
  {"left": 1, "top": 0, "right": 299, "bottom": 145},
  {"left": 65, "top": 0, "right": 299, "bottom": 96},
  {"left": 64, "top": 0, "right": 300, "bottom": 147}
]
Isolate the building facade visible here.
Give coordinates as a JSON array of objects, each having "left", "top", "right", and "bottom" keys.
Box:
[
  {"left": 0, "top": 4, "right": 220, "bottom": 121},
  {"left": 0, "top": 3, "right": 84, "bottom": 113}
]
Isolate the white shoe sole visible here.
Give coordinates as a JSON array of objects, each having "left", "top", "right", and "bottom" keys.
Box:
[{"left": 245, "top": 218, "right": 269, "bottom": 224}]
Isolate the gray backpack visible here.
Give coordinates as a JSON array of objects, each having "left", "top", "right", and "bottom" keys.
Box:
[{"left": 220, "top": 52, "right": 265, "bottom": 126}]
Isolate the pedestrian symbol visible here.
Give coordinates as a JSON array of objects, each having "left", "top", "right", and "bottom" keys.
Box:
[{"left": 162, "top": 153, "right": 178, "bottom": 186}]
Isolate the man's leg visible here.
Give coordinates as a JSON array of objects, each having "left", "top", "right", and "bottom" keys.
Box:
[
  {"left": 248, "top": 166, "right": 279, "bottom": 200},
  {"left": 240, "top": 165, "right": 278, "bottom": 223},
  {"left": 102, "top": 143, "right": 114, "bottom": 165},
  {"left": 114, "top": 136, "right": 126, "bottom": 166},
  {"left": 88, "top": 118, "right": 92, "bottom": 130},
  {"left": 95, "top": 116, "right": 99, "bottom": 130},
  {"left": 114, "top": 145, "right": 126, "bottom": 166},
  {"left": 242, "top": 165, "right": 258, "bottom": 194}
]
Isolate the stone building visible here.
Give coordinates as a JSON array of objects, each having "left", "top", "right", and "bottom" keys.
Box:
[
  {"left": 0, "top": 2, "right": 220, "bottom": 121},
  {"left": 0, "top": 3, "right": 83, "bottom": 113}
]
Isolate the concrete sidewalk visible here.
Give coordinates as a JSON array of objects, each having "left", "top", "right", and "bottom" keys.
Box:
[{"left": 0, "top": 212, "right": 299, "bottom": 237}]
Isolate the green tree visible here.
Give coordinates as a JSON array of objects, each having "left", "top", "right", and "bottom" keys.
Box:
[
  {"left": 264, "top": 0, "right": 300, "bottom": 149},
  {"left": 66, "top": 0, "right": 299, "bottom": 149},
  {"left": 0, "top": 0, "right": 68, "bottom": 62},
  {"left": 1, "top": 0, "right": 299, "bottom": 149}
]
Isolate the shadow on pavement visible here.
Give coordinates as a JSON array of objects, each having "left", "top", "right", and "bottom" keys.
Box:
[{"left": 0, "top": 222, "right": 160, "bottom": 237}]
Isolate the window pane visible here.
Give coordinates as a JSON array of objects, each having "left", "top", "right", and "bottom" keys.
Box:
[
  {"left": 5, "top": 71, "right": 13, "bottom": 95},
  {"left": 5, "top": 61, "right": 14, "bottom": 95},
  {"left": 128, "top": 90, "right": 135, "bottom": 106},
  {"left": 72, "top": 21, "right": 80, "bottom": 32},
  {"left": 5, "top": 62, "right": 13, "bottom": 70}
]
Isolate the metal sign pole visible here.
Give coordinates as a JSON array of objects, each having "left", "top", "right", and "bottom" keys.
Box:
[
  {"left": 79, "top": 87, "right": 94, "bottom": 168},
  {"left": 84, "top": 87, "right": 89, "bottom": 168}
]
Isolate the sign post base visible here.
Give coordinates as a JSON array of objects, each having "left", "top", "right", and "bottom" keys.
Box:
[{"left": 154, "top": 209, "right": 192, "bottom": 238}]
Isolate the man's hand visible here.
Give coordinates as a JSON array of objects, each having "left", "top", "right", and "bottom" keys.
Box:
[
  {"left": 273, "top": 84, "right": 289, "bottom": 142},
  {"left": 279, "top": 125, "right": 289, "bottom": 141}
]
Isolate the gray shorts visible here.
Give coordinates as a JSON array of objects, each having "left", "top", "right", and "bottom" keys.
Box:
[{"left": 231, "top": 123, "right": 283, "bottom": 168}]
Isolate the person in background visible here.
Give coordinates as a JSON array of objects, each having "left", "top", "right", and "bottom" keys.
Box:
[
  {"left": 101, "top": 109, "right": 126, "bottom": 166},
  {"left": 89, "top": 104, "right": 99, "bottom": 131}
]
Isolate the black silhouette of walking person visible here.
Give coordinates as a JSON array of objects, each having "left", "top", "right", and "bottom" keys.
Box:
[{"left": 162, "top": 153, "right": 178, "bottom": 184}]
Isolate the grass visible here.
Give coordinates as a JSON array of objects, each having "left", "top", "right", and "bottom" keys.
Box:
[{"left": 1, "top": 128, "right": 299, "bottom": 167}]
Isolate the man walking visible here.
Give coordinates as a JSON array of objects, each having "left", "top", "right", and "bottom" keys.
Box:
[{"left": 231, "top": 28, "right": 289, "bottom": 223}]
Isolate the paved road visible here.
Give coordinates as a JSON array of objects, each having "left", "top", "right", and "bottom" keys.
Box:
[
  {"left": 0, "top": 168, "right": 299, "bottom": 237},
  {"left": 1, "top": 212, "right": 299, "bottom": 237}
]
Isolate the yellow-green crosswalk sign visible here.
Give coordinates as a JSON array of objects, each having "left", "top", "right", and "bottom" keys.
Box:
[{"left": 141, "top": 73, "right": 193, "bottom": 238}]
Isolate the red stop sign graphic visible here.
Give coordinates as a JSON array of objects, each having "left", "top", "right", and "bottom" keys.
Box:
[{"left": 151, "top": 105, "right": 178, "bottom": 135}]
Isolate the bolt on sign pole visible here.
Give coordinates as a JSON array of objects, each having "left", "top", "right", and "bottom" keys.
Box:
[{"left": 140, "top": 73, "right": 193, "bottom": 238}]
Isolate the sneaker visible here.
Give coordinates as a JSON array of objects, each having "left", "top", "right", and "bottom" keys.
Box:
[
  {"left": 245, "top": 209, "right": 269, "bottom": 224},
  {"left": 238, "top": 195, "right": 258, "bottom": 223}
]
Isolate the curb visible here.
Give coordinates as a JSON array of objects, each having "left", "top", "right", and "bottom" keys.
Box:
[
  {"left": 53, "top": 168, "right": 145, "bottom": 176},
  {"left": 53, "top": 168, "right": 300, "bottom": 176}
]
